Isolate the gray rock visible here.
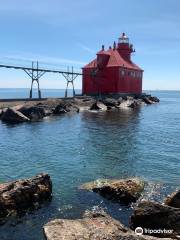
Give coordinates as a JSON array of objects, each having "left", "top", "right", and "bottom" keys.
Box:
[
  {"left": 90, "top": 101, "right": 107, "bottom": 111},
  {"left": 128, "top": 99, "right": 145, "bottom": 108},
  {"left": 128, "top": 100, "right": 139, "bottom": 108},
  {"left": 149, "top": 96, "right": 160, "bottom": 103},
  {"left": 164, "top": 190, "right": 180, "bottom": 208},
  {"left": 130, "top": 201, "right": 180, "bottom": 238},
  {"left": 117, "top": 97, "right": 124, "bottom": 104},
  {"left": 1, "top": 108, "right": 30, "bottom": 123},
  {"left": 53, "top": 105, "right": 67, "bottom": 114},
  {"left": 0, "top": 109, "right": 3, "bottom": 118},
  {"left": 103, "top": 98, "right": 119, "bottom": 107},
  {"left": 126, "top": 96, "right": 134, "bottom": 101},
  {"left": 74, "top": 97, "right": 96, "bottom": 111},
  {"left": 79, "top": 178, "right": 144, "bottom": 205},
  {"left": 19, "top": 106, "right": 46, "bottom": 121},
  {"left": 141, "top": 95, "right": 159, "bottom": 104},
  {"left": 144, "top": 97, "right": 154, "bottom": 104},
  {"left": 53, "top": 101, "right": 79, "bottom": 114},
  {"left": 43, "top": 211, "right": 171, "bottom": 240},
  {"left": 34, "top": 104, "right": 54, "bottom": 116},
  {"left": 0, "top": 173, "right": 52, "bottom": 221}
]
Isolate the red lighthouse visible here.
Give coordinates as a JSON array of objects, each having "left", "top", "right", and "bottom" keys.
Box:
[{"left": 82, "top": 33, "right": 143, "bottom": 96}]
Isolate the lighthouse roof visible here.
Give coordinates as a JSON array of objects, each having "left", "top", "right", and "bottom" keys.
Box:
[
  {"left": 83, "top": 48, "right": 142, "bottom": 71},
  {"left": 96, "top": 49, "right": 111, "bottom": 55}
]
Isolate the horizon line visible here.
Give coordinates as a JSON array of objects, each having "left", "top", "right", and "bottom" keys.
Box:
[{"left": 0, "top": 87, "right": 179, "bottom": 91}]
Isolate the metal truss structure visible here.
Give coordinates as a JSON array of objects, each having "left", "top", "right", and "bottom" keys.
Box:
[{"left": 0, "top": 62, "right": 82, "bottom": 98}]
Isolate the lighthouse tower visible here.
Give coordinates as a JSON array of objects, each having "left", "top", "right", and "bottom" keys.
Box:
[{"left": 117, "top": 33, "right": 135, "bottom": 62}]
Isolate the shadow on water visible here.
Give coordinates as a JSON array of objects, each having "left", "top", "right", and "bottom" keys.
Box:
[{"left": 79, "top": 108, "right": 142, "bottom": 179}]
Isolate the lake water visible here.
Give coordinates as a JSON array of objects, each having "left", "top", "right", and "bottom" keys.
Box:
[
  {"left": 0, "top": 90, "right": 179, "bottom": 240},
  {"left": 0, "top": 88, "right": 81, "bottom": 99}
]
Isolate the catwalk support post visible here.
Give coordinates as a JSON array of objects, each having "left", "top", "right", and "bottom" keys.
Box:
[
  {"left": 62, "top": 66, "right": 78, "bottom": 98},
  {"left": 24, "top": 61, "right": 46, "bottom": 99}
]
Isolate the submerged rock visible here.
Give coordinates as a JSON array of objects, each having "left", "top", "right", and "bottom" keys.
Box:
[
  {"left": 1, "top": 108, "right": 30, "bottom": 123},
  {"left": 164, "top": 190, "right": 180, "bottom": 208},
  {"left": 79, "top": 178, "right": 144, "bottom": 204},
  {"left": 130, "top": 201, "right": 180, "bottom": 238},
  {"left": 0, "top": 173, "right": 52, "bottom": 220},
  {"left": 43, "top": 210, "right": 171, "bottom": 240}
]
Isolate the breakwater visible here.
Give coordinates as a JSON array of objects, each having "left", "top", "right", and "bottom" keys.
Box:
[{"left": 0, "top": 94, "right": 159, "bottom": 124}]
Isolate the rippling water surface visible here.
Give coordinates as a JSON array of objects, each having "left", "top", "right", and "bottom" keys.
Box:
[{"left": 0, "top": 90, "right": 179, "bottom": 240}]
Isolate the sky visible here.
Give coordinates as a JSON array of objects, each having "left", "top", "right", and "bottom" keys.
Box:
[{"left": 0, "top": 0, "right": 179, "bottom": 90}]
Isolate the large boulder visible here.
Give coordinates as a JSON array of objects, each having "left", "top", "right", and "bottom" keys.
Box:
[
  {"left": 149, "top": 96, "right": 160, "bottom": 103},
  {"left": 130, "top": 201, "right": 180, "bottom": 238},
  {"left": 19, "top": 106, "right": 46, "bottom": 121},
  {"left": 118, "top": 99, "right": 140, "bottom": 109},
  {"left": 141, "top": 95, "right": 159, "bottom": 105},
  {"left": 35, "top": 103, "right": 54, "bottom": 116},
  {"left": 0, "top": 109, "right": 3, "bottom": 118},
  {"left": 0, "top": 173, "right": 52, "bottom": 220},
  {"left": 102, "top": 98, "right": 119, "bottom": 107},
  {"left": 53, "top": 101, "right": 79, "bottom": 114},
  {"left": 128, "top": 99, "right": 145, "bottom": 108},
  {"left": 79, "top": 178, "right": 144, "bottom": 205},
  {"left": 74, "top": 97, "right": 96, "bottom": 111},
  {"left": 53, "top": 104, "right": 67, "bottom": 114},
  {"left": 89, "top": 101, "right": 107, "bottom": 111},
  {"left": 164, "top": 190, "right": 180, "bottom": 208},
  {"left": 142, "top": 97, "right": 154, "bottom": 104},
  {"left": 43, "top": 210, "right": 171, "bottom": 240},
  {"left": 1, "top": 108, "right": 30, "bottom": 123}
]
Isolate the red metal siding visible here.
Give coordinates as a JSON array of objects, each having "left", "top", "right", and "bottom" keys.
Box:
[{"left": 83, "top": 67, "right": 142, "bottom": 95}]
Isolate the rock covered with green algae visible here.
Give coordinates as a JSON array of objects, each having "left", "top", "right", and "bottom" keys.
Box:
[
  {"left": 79, "top": 178, "right": 145, "bottom": 204},
  {"left": 43, "top": 210, "right": 172, "bottom": 240}
]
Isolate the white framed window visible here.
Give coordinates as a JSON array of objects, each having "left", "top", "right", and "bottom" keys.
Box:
[{"left": 120, "top": 69, "right": 125, "bottom": 76}]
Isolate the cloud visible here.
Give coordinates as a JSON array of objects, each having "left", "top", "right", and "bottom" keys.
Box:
[
  {"left": 0, "top": 0, "right": 100, "bottom": 26},
  {"left": 79, "top": 44, "right": 95, "bottom": 54},
  {"left": 0, "top": 52, "right": 85, "bottom": 71}
]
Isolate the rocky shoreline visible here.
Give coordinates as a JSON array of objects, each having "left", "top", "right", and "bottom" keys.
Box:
[
  {"left": 43, "top": 210, "right": 174, "bottom": 240},
  {"left": 0, "top": 174, "right": 179, "bottom": 239},
  {"left": 0, "top": 94, "right": 159, "bottom": 124}
]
